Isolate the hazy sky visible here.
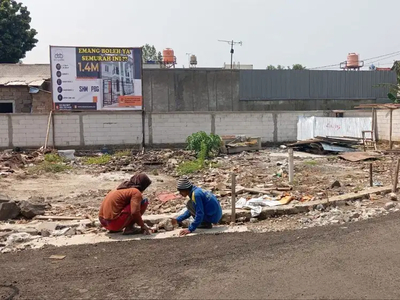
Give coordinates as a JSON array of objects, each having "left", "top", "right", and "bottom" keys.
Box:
[{"left": 22, "top": 0, "right": 400, "bottom": 69}]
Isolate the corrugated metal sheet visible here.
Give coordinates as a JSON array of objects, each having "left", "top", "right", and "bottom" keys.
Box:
[
  {"left": 240, "top": 70, "right": 397, "bottom": 100},
  {"left": 0, "top": 64, "right": 50, "bottom": 86},
  {"left": 297, "top": 117, "right": 372, "bottom": 140}
]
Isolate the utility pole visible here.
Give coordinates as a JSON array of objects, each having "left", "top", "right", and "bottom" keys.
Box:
[
  {"left": 185, "top": 53, "right": 192, "bottom": 68},
  {"left": 218, "top": 40, "right": 242, "bottom": 69}
]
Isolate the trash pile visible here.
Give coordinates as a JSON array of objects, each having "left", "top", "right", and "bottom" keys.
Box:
[
  {"left": 287, "top": 136, "right": 361, "bottom": 154},
  {"left": 0, "top": 149, "right": 45, "bottom": 176}
]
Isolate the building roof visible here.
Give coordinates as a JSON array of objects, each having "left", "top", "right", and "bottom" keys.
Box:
[{"left": 0, "top": 64, "right": 51, "bottom": 86}]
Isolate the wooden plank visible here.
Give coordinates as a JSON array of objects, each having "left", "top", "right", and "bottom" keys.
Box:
[
  {"left": 393, "top": 158, "right": 400, "bottom": 192},
  {"left": 231, "top": 173, "right": 236, "bottom": 223},
  {"left": 35, "top": 216, "right": 85, "bottom": 221}
]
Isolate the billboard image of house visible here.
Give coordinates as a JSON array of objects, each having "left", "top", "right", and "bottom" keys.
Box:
[{"left": 50, "top": 46, "right": 142, "bottom": 111}]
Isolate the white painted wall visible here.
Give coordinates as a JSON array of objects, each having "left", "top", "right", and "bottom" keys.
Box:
[
  {"left": 0, "top": 109, "right": 398, "bottom": 148},
  {"left": 0, "top": 115, "right": 9, "bottom": 147}
]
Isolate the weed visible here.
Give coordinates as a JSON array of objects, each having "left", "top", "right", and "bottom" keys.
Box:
[
  {"left": 152, "top": 169, "right": 159, "bottom": 176},
  {"left": 186, "top": 131, "right": 221, "bottom": 158},
  {"left": 83, "top": 155, "right": 112, "bottom": 165},
  {"left": 177, "top": 160, "right": 204, "bottom": 175},
  {"left": 304, "top": 160, "right": 319, "bottom": 166},
  {"left": 28, "top": 161, "right": 71, "bottom": 174},
  {"left": 44, "top": 153, "right": 64, "bottom": 163},
  {"left": 114, "top": 150, "right": 131, "bottom": 157}
]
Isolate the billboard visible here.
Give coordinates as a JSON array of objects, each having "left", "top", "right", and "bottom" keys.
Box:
[{"left": 50, "top": 46, "right": 142, "bottom": 111}]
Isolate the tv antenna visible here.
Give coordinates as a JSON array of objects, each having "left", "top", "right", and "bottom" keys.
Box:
[{"left": 218, "top": 40, "right": 242, "bottom": 69}]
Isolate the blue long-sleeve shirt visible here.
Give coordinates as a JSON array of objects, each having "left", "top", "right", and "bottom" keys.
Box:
[{"left": 176, "top": 186, "right": 222, "bottom": 232}]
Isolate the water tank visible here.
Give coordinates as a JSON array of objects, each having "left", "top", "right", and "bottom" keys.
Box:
[
  {"left": 163, "top": 48, "right": 175, "bottom": 64},
  {"left": 347, "top": 53, "right": 359, "bottom": 68},
  {"left": 190, "top": 55, "right": 197, "bottom": 65}
]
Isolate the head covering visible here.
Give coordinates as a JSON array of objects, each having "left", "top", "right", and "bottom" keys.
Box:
[
  {"left": 117, "top": 173, "right": 152, "bottom": 192},
  {"left": 177, "top": 176, "right": 193, "bottom": 191}
]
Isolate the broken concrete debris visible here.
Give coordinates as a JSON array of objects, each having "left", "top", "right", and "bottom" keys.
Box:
[
  {"left": 0, "top": 202, "right": 20, "bottom": 221},
  {"left": 1, "top": 145, "right": 400, "bottom": 253},
  {"left": 18, "top": 201, "right": 46, "bottom": 219}
]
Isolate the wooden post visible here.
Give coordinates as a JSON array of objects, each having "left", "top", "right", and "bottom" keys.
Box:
[
  {"left": 288, "top": 148, "right": 294, "bottom": 184},
  {"left": 51, "top": 110, "right": 56, "bottom": 148},
  {"left": 389, "top": 109, "right": 393, "bottom": 150},
  {"left": 393, "top": 158, "right": 400, "bottom": 193},
  {"left": 369, "top": 163, "right": 373, "bottom": 187},
  {"left": 44, "top": 110, "right": 53, "bottom": 150},
  {"left": 231, "top": 173, "right": 236, "bottom": 224}
]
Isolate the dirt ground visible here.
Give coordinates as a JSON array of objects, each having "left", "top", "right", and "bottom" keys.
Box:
[
  {"left": 0, "top": 148, "right": 396, "bottom": 218},
  {"left": 2, "top": 211, "right": 400, "bottom": 300}
]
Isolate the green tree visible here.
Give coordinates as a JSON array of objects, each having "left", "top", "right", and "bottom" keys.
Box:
[
  {"left": 267, "top": 64, "right": 306, "bottom": 70},
  {"left": 292, "top": 64, "right": 306, "bottom": 70},
  {"left": 142, "top": 44, "right": 162, "bottom": 63},
  {"left": 0, "top": 0, "right": 38, "bottom": 63}
]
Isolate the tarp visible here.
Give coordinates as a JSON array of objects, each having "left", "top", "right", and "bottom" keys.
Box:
[{"left": 297, "top": 117, "right": 372, "bottom": 141}]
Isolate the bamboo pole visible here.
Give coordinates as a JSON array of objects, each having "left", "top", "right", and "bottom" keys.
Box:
[
  {"left": 231, "top": 173, "right": 236, "bottom": 224},
  {"left": 392, "top": 158, "right": 400, "bottom": 193},
  {"left": 288, "top": 148, "right": 294, "bottom": 184}
]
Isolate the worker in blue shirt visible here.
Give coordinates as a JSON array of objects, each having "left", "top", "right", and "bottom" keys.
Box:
[{"left": 172, "top": 177, "right": 223, "bottom": 236}]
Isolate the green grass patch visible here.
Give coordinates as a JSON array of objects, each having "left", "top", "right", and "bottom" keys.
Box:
[
  {"left": 28, "top": 161, "right": 72, "bottom": 174},
  {"left": 44, "top": 153, "right": 65, "bottom": 163},
  {"left": 303, "top": 160, "right": 319, "bottom": 166},
  {"left": 177, "top": 160, "right": 204, "bottom": 175},
  {"left": 114, "top": 150, "right": 131, "bottom": 157},
  {"left": 83, "top": 155, "right": 112, "bottom": 165}
]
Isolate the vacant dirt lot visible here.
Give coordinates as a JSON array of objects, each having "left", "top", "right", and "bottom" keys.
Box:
[{"left": 1, "top": 211, "right": 400, "bottom": 299}]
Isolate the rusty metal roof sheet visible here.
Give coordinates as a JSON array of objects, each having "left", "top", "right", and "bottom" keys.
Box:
[{"left": 0, "top": 64, "right": 50, "bottom": 86}]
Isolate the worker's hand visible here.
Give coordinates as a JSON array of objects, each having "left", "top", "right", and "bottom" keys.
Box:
[
  {"left": 171, "top": 219, "right": 178, "bottom": 227},
  {"left": 179, "top": 229, "right": 191, "bottom": 237},
  {"left": 141, "top": 224, "right": 152, "bottom": 235}
]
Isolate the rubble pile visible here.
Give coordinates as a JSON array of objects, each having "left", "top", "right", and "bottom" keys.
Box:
[
  {"left": 0, "top": 194, "right": 49, "bottom": 221},
  {"left": 77, "top": 149, "right": 196, "bottom": 174},
  {"left": 0, "top": 149, "right": 45, "bottom": 176}
]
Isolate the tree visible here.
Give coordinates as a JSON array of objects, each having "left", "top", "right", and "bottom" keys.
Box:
[
  {"left": 0, "top": 0, "right": 38, "bottom": 63},
  {"left": 266, "top": 64, "right": 307, "bottom": 70},
  {"left": 292, "top": 64, "right": 307, "bottom": 70},
  {"left": 142, "top": 44, "right": 162, "bottom": 63}
]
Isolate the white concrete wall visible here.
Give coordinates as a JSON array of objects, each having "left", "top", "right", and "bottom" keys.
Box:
[
  {"left": 0, "top": 109, "right": 397, "bottom": 148},
  {"left": 215, "top": 113, "right": 274, "bottom": 142},
  {"left": 54, "top": 115, "right": 80, "bottom": 147},
  {"left": 82, "top": 113, "right": 142, "bottom": 146},
  {"left": 0, "top": 115, "right": 9, "bottom": 147},
  {"left": 277, "top": 111, "right": 324, "bottom": 142},
  {"left": 11, "top": 114, "right": 51, "bottom": 147},
  {"left": 376, "top": 109, "right": 400, "bottom": 141},
  {"left": 151, "top": 113, "right": 212, "bottom": 144}
]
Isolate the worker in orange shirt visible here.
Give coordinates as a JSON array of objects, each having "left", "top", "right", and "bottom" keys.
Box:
[{"left": 99, "top": 173, "right": 152, "bottom": 235}]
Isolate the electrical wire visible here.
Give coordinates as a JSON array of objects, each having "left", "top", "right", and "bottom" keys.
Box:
[{"left": 310, "top": 50, "right": 400, "bottom": 70}]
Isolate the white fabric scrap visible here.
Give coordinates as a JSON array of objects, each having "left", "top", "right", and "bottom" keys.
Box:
[{"left": 235, "top": 195, "right": 282, "bottom": 217}]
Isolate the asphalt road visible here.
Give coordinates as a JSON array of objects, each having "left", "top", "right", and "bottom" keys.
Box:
[{"left": 2, "top": 212, "right": 400, "bottom": 300}]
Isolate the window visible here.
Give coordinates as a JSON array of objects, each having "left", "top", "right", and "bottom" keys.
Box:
[
  {"left": 105, "top": 65, "right": 109, "bottom": 72},
  {"left": 0, "top": 101, "right": 14, "bottom": 113},
  {"left": 335, "top": 112, "right": 344, "bottom": 118}
]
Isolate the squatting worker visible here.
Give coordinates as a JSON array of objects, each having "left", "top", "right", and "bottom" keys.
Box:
[
  {"left": 172, "top": 177, "right": 223, "bottom": 236},
  {"left": 99, "top": 173, "right": 152, "bottom": 235}
]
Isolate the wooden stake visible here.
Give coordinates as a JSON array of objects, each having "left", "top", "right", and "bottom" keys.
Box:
[
  {"left": 392, "top": 158, "right": 400, "bottom": 193},
  {"left": 51, "top": 111, "right": 56, "bottom": 148},
  {"left": 231, "top": 173, "right": 236, "bottom": 224},
  {"left": 44, "top": 110, "right": 53, "bottom": 150},
  {"left": 389, "top": 109, "right": 393, "bottom": 150},
  {"left": 288, "top": 148, "right": 294, "bottom": 184},
  {"left": 369, "top": 163, "right": 373, "bottom": 187}
]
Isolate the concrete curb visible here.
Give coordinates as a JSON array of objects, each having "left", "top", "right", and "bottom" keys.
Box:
[{"left": 144, "top": 186, "right": 392, "bottom": 225}]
